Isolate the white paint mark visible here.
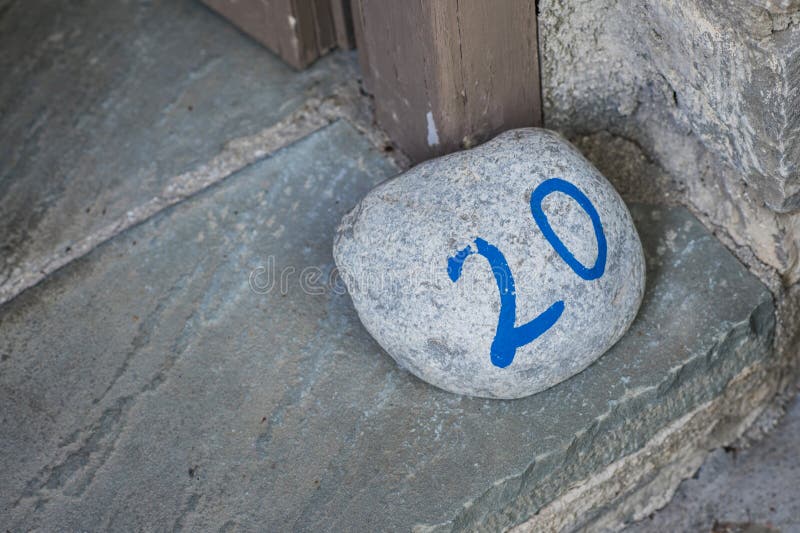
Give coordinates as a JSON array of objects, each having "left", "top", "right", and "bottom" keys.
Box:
[{"left": 426, "top": 111, "right": 440, "bottom": 147}]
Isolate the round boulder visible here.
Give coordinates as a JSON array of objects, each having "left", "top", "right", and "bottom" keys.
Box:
[{"left": 333, "top": 129, "right": 645, "bottom": 399}]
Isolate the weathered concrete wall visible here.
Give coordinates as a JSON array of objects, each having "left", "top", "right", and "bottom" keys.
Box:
[
  {"left": 634, "top": 1, "right": 800, "bottom": 213},
  {"left": 542, "top": 0, "right": 800, "bottom": 212},
  {"left": 540, "top": 0, "right": 800, "bottom": 295},
  {"left": 539, "top": 0, "right": 800, "bottom": 527},
  {"left": 752, "top": 0, "right": 800, "bottom": 15}
]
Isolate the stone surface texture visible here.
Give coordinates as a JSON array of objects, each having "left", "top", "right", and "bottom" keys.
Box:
[
  {"left": 334, "top": 129, "right": 645, "bottom": 399},
  {"left": 540, "top": 2, "right": 800, "bottom": 527},
  {"left": 632, "top": 0, "right": 800, "bottom": 214},
  {"left": 541, "top": 0, "right": 800, "bottom": 213},
  {"left": 624, "top": 386, "right": 800, "bottom": 533},
  {"left": 0, "top": 120, "right": 774, "bottom": 531},
  {"left": 539, "top": 0, "right": 800, "bottom": 286},
  {"left": 0, "top": 0, "right": 356, "bottom": 303},
  {"left": 0, "top": 0, "right": 796, "bottom": 529},
  {"left": 514, "top": 346, "right": 785, "bottom": 532},
  {"left": 752, "top": 0, "right": 800, "bottom": 13}
]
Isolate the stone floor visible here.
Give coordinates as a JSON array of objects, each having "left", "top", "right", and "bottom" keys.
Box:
[
  {"left": 0, "top": 0, "right": 359, "bottom": 304},
  {"left": 0, "top": 1, "right": 798, "bottom": 532},
  {"left": 624, "top": 388, "right": 800, "bottom": 533}
]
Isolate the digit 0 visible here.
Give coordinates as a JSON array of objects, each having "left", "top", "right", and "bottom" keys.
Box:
[
  {"left": 529, "top": 178, "right": 607, "bottom": 281},
  {"left": 446, "top": 178, "right": 607, "bottom": 368}
]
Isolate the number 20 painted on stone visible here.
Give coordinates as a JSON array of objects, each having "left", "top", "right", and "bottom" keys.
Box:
[{"left": 447, "top": 178, "right": 607, "bottom": 369}]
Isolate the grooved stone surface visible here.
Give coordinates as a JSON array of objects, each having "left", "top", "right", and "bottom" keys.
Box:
[
  {"left": 0, "top": 0, "right": 355, "bottom": 296},
  {"left": 0, "top": 122, "right": 774, "bottom": 531}
]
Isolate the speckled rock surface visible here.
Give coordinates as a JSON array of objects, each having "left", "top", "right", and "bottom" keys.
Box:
[{"left": 334, "top": 129, "right": 645, "bottom": 399}]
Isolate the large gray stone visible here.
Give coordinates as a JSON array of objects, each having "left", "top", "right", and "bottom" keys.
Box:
[
  {"left": 334, "top": 129, "right": 645, "bottom": 399},
  {"left": 0, "top": 0, "right": 356, "bottom": 299},
  {"left": 0, "top": 121, "right": 773, "bottom": 531}
]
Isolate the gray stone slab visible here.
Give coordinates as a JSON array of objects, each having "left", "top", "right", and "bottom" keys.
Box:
[
  {"left": 0, "top": 121, "right": 773, "bottom": 531},
  {"left": 0, "top": 0, "right": 355, "bottom": 296},
  {"left": 625, "top": 388, "right": 800, "bottom": 532}
]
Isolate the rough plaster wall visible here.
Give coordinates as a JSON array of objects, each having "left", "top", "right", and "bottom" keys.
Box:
[
  {"left": 541, "top": 0, "right": 800, "bottom": 282},
  {"left": 542, "top": 0, "right": 800, "bottom": 212},
  {"left": 540, "top": 0, "right": 800, "bottom": 525},
  {"left": 540, "top": 0, "right": 800, "bottom": 313},
  {"left": 753, "top": 0, "right": 800, "bottom": 13},
  {"left": 632, "top": 1, "right": 800, "bottom": 213}
]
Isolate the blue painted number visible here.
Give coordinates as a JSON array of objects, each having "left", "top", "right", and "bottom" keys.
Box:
[
  {"left": 447, "top": 238, "right": 565, "bottom": 368},
  {"left": 530, "top": 178, "right": 607, "bottom": 281},
  {"left": 447, "top": 178, "right": 607, "bottom": 368}
]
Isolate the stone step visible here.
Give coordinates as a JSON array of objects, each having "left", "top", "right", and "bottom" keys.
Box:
[
  {"left": 622, "top": 390, "right": 800, "bottom": 533},
  {"left": 0, "top": 0, "right": 356, "bottom": 304},
  {"left": 0, "top": 121, "right": 774, "bottom": 531}
]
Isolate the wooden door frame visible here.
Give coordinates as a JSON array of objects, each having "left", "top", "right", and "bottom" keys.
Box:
[{"left": 202, "top": 0, "right": 542, "bottom": 162}]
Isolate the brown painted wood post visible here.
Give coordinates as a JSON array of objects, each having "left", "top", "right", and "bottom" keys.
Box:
[
  {"left": 330, "top": 0, "right": 356, "bottom": 50},
  {"left": 201, "top": 0, "right": 345, "bottom": 69},
  {"left": 353, "top": 0, "right": 542, "bottom": 163}
]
